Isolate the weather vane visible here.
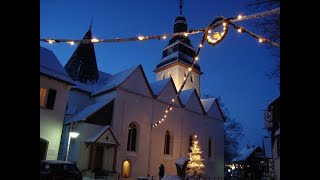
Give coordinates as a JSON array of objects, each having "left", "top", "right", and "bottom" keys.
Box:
[{"left": 179, "top": 0, "right": 183, "bottom": 15}]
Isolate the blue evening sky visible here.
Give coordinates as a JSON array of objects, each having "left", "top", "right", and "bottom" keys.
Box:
[{"left": 40, "top": 0, "right": 279, "bottom": 149}]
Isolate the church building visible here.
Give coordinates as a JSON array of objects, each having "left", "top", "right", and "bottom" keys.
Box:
[{"left": 57, "top": 14, "right": 225, "bottom": 179}]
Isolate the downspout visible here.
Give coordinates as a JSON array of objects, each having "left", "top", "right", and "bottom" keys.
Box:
[
  {"left": 180, "top": 107, "right": 182, "bottom": 157},
  {"left": 147, "top": 98, "right": 154, "bottom": 176}
]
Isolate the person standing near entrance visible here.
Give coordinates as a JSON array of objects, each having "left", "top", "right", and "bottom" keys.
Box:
[{"left": 158, "top": 164, "right": 164, "bottom": 180}]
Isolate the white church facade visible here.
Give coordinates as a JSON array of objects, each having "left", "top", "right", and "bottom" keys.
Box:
[{"left": 56, "top": 15, "right": 225, "bottom": 179}]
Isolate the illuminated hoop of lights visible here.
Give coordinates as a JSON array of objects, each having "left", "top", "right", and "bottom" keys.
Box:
[{"left": 205, "top": 20, "right": 229, "bottom": 46}]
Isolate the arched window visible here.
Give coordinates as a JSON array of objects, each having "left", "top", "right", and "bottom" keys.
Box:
[
  {"left": 164, "top": 131, "right": 171, "bottom": 154},
  {"left": 162, "top": 74, "right": 165, "bottom": 80},
  {"left": 127, "top": 123, "right": 137, "bottom": 151},
  {"left": 168, "top": 71, "right": 172, "bottom": 78},
  {"left": 122, "top": 160, "right": 130, "bottom": 178},
  {"left": 189, "top": 135, "right": 193, "bottom": 152},
  {"left": 191, "top": 74, "right": 194, "bottom": 82},
  {"left": 184, "top": 71, "right": 188, "bottom": 78},
  {"left": 208, "top": 138, "right": 212, "bottom": 158}
]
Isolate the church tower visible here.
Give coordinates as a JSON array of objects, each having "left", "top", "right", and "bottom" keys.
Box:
[
  {"left": 64, "top": 26, "right": 99, "bottom": 83},
  {"left": 154, "top": 2, "right": 202, "bottom": 95}
]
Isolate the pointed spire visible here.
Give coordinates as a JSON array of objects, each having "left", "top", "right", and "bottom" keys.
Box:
[
  {"left": 64, "top": 26, "right": 99, "bottom": 83},
  {"left": 89, "top": 16, "right": 93, "bottom": 30}
]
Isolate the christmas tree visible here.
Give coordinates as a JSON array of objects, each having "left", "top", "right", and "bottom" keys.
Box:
[{"left": 187, "top": 135, "right": 205, "bottom": 179}]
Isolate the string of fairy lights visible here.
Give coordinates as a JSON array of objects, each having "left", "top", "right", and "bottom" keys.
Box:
[
  {"left": 40, "top": 8, "right": 280, "bottom": 128},
  {"left": 40, "top": 8, "right": 279, "bottom": 47}
]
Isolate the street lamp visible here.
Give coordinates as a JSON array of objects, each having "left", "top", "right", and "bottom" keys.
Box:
[{"left": 65, "top": 131, "right": 80, "bottom": 161}]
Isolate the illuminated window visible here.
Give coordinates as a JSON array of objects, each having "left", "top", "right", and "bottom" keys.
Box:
[
  {"left": 40, "top": 88, "right": 57, "bottom": 110},
  {"left": 122, "top": 160, "right": 130, "bottom": 178},
  {"left": 208, "top": 138, "right": 212, "bottom": 158},
  {"left": 127, "top": 123, "right": 137, "bottom": 151},
  {"left": 40, "top": 87, "right": 47, "bottom": 108},
  {"left": 189, "top": 135, "right": 193, "bottom": 152},
  {"left": 164, "top": 131, "right": 170, "bottom": 154}
]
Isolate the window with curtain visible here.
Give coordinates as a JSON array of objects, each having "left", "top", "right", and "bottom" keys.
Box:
[{"left": 40, "top": 87, "right": 57, "bottom": 110}]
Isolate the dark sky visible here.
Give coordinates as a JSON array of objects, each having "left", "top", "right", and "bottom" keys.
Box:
[{"left": 40, "top": 0, "right": 279, "bottom": 149}]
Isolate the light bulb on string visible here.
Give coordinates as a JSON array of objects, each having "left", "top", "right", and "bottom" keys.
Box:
[
  {"left": 138, "top": 36, "right": 145, "bottom": 41},
  {"left": 48, "top": 39, "right": 55, "bottom": 44},
  {"left": 91, "top": 38, "right": 99, "bottom": 43}
]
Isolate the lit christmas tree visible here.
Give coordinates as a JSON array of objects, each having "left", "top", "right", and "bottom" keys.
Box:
[{"left": 187, "top": 135, "right": 205, "bottom": 179}]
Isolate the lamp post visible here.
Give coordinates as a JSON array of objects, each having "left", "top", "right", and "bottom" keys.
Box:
[{"left": 65, "top": 131, "right": 80, "bottom": 161}]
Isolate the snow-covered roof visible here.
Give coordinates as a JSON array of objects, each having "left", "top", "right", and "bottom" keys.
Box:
[
  {"left": 85, "top": 125, "right": 110, "bottom": 142},
  {"left": 150, "top": 78, "right": 171, "bottom": 96},
  {"left": 92, "top": 66, "right": 138, "bottom": 96},
  {"left": 40, "top": 160, "right": 74, "bottom": 164},
  {"left": 179, "top": 88, "right": 195, "bottom": 105},
  {"left": 263, "top": 136, "right": 272, "bottom": 159},
  {"left": 40, "top": 47, "right": 74, "bottom": 85},
  {"left": 98, "top": 70, "right": 112, "bottom": 83},
  {"left": 200, "top": 98, "right": 216, "bottom": 112},
  {"left": 66, "top": 103, "right": 77, "bottom": 115},
  {"left": 71, "top": 71, "right": 112, "bottom": 93},
  {"left": 232, "top": 145, "right": 259, "bottom": 162},
  {"left": 175, "top": 157, "right": 189, "bottom": 166},
  {"left": 64, "top": 98, "right": 114, "bottom": 124},
  {"left": 275, "top": 128, "right": 280, "bottom": 136},
  {"left": 70, "top": 66, "right": 137, "bottom": 95}
]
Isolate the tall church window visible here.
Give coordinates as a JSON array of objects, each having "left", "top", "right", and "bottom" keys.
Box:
[
  {"left": 40, "top": 87, "right": 57, "bottom": 110},
  {"left": 164, "top": 131, "right": 171, "bottom": 154},
  {"left": 184, "top": 71, "right": 188, "bottom": 78},
  {"left": 208, "top": 138, "right": 212, "bottom": 158},
  {"left": 189, "top": 135, "right": 193, "bottom": 152},
  {"left": 127, "top": 123, "right": 137, "bottom": 151}
]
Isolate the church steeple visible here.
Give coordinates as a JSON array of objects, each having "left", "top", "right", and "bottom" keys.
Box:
[
  {"left": 64, "top": 25, "right": 99, "bottom": 83},
  {"left": 154, "top": 0, "right": 202, "bottom": 95}
]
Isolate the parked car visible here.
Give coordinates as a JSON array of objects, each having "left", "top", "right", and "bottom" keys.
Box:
[{"left": 40, "top": 160, "right": 83, "bottom": 180}]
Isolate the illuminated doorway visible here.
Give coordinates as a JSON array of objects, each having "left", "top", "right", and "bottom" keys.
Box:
[{"left": 122, "top": 160, "right": 130, "bottom": 178}]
